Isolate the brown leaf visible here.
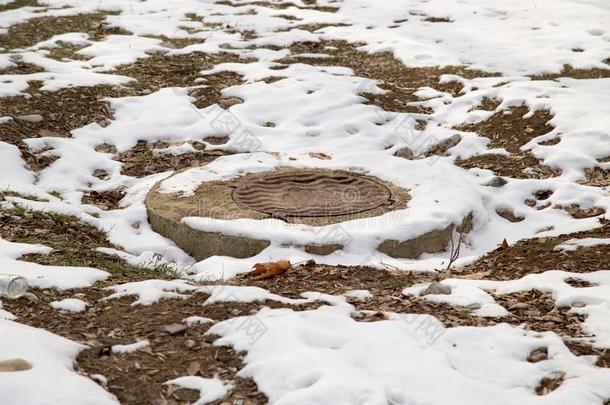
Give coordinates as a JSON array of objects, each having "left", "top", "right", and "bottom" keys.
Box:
[
  {"left": 187, "top": 361, "right": 200, "bottom": 376},
  {"left": 248, "top": 260, "right": 291, "bottom": 279}
]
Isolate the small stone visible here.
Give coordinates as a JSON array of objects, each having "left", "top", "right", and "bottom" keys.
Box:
[
  {"left": 571, "top": 301, "right": 586, "bottom": 308},
  {"left": 21, "top": 292, "right": 39, "bottom": 303},
  {"left": 467, "top": 303, "right": 481, "bottom": 310},
  {"left": 430, "top": 134, "right": 461, "bottom": 155},
  {"left": 420, "top": 282, "right": 451, "bottom": 296},
  {"left": 351, "top": 311, "right": 365, "bottom": 320},
  {"left": 16, "top": 114, "right": 43, "bottom": 123},
  {"left": 141, "top": 89, "right": 152, "bottom": 95},
  {"left": 73, "top": 293, "right": 86, "bottom": 299},
  {"left": 162, "top": 323, "right": 187, "bottom": 335},
  {"left": 230, "top": 309, "right": 241, "bottom": 316},
  {"left": 511, "top": 303, "right": 530, "bottom": 310},
  {"left": 527, "top": 347, "right": 548, "bottom": 363},
  {"left": 394, "top": 147, "right": 414, "bottom": 159},
  {"left": 0, "top": 358, "right": 32, "bottom": 372},
  {"left": 184, "top": 339, "right": 196, "bottom": 349},
  {"left": 486, "top": 176, "right": 507, "bottom": 187}
]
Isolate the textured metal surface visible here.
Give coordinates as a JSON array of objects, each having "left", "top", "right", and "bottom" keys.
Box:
[{"left": 232, "top": 171, "right": 392, "bottom": 217}]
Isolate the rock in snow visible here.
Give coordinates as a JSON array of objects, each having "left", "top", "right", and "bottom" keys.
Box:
[{"left": 420, "top": 282, "right": 452, "bottom": 296}]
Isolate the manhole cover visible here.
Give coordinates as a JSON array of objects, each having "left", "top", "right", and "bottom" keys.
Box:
[{"left": 232, "top": 171, "right": 392, "bottom": 217}]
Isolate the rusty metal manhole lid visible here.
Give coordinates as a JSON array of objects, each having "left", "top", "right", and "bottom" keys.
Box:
[{"left": 232, "top": 171, "right": 392, "bottom": 217}]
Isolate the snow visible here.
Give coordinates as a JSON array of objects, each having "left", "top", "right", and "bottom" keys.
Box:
[
  {"left": 210, "top": 305, "right": 610, "bottom": 405},
  {"left": 1, "top": 0, "right": 610, "bottom": 403},
  {"left": 0, "top": 319, "right": 118, "bottom": 405},
  {"left": 0, "top": 237, "right": 108, "bottom": 290},
  {"left": 183, "top": 316, "right": 214, "bottom": 326},
  {"left": 0, "top": 237, "right": 52, "bottom": 260},
  {"left": 103, "top": 279, "right": 199, "bottom": 305},
  {"left": 50, "top": 298, "right": 88, "bottom": 313},
  {"left": 111, "top": 340, "right": 149, "bottom": 354},
  {"left": 554, "top": 237, "right": 610, "bottom": 252},
  {"left": 164, "top": 376, "right": 232, "bottom": 405}
]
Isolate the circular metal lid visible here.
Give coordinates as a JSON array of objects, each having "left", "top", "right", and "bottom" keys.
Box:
[{"left": 232, "top": 171, "right": 392, "bottom": 217}]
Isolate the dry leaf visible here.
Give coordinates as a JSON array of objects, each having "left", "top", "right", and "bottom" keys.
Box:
[
  {"left": 187, "top": 361, "right": 200, "bottom": 376},
  {"left": 248, "top": 260, "right": 291, "bottom": 279}
]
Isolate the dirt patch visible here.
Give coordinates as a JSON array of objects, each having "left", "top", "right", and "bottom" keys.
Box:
[
  {"left": 0, "top": 83, "right": 124, "bottom": 142},
  {"left": 82, "top": 188, "right": 126, "bottom": 210},
  {"left": 554, "top": 204, "right": 606, "bottom": 219},
  {"left": 564, "top": 340, "right": 610, "bottom": 367},
  {"left": 492, "top": 290, "right": 586, "bottom": 337},
  {"left": 456, "top": 153, "right": 559, "bottom": 179},
  {"left": 116, "top": 140, "right": 229, "bottom": 177},
  {"left": 0, "top": 83, "right": 127, "bottom": 172},
  {"left": 456, "top": 106, "right": 554, "bottom": 153},
  {"left": 460, "top": 220, "right": 610, "bottom": 280},
  {"left": 0, "top": 12, "right": 128, "bottom": 50},
  {"left": 583, "top": 166, "right": 609, "bottom": 187},
  {"left": 530, "top": 64, "right": 610, "bottom": 80},
  {"left": 279, "top": 40, "right": 498, "bottom": 114},
  {"left": 454, "top": 105, "right": 558, "bottom": 178},
  {"left": 188, "top": 72, "right": 245, "bottom": 109},
  {"left": 114, "top": 52, "right": 248, "bottom": 93},
  {"left": 231, "top": 262, "right": 437, "bottom": 298},
  {"left": 535, "top": 372, "right": 564, "bottom": 395}
]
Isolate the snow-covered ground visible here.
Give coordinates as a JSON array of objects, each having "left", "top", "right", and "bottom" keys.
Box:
[{"left": 0, "top": 0, "right": 609, "bottom": 403}]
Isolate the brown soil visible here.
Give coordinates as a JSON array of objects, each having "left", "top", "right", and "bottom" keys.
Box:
[
  {"left": 456, "top": 106, "right": 554, "bottom": 153},
  {"left": 0, "top": 83, "right": 123, "bottom": 142},
  {"left": 456, "top": 153, "right": 559, "bottom": 179},
  {"left": 116, "top": 140, "right": 229, "bottom": 177},
  {"left": 82, "top": 189, "right": 126, "bottom": 210},
  {"left": 231, "top": 262, "right": 437, "bottom": 298},
  {"left": 583, "top": 167, "right": 610, "bottom": 187},
  {"left": 114, "top": 53, "right": 248, "bottom": 93},
  {"left": 460, "top": 220, "right": 610, "bottom": 280},
  {"left": 0, "top": 12, "right": 128, "bottom": 51}
]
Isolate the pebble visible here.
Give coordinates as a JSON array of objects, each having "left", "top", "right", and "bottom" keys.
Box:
[
  {"left": 512, "top": 303, "right": 530, "bottom": 310},
  {"left": 162, "top": 323, "right": 187, "bottom": 335},
  {"left": 141, "top": 89, "right": 152, "bottom": 95},
  {"left": 16, "top": 114, "right": 43, "bottom": 123},
  {"left": 394, "top": 146, "right": 414, "bottom": 159},
  {"left": 420, "top": 282, "right": 452, "bottom": 296},
  {"left": 571, "top": 301, "right": 586, "bottom": 308},
  {"left": 0, "top": 358, "right": 32, "bottom": 372},
  {"left": 467, "top": 303, "right": 481, "bottom": 310},
  {"left": 486, "top": 176, "right": 507, "bottom": 187},
  {"left": 184, "top": 339, "right": 196, "bottom": 349},
  {"left": 433, "top": 134, "right": 461, "bottom": 154}
]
